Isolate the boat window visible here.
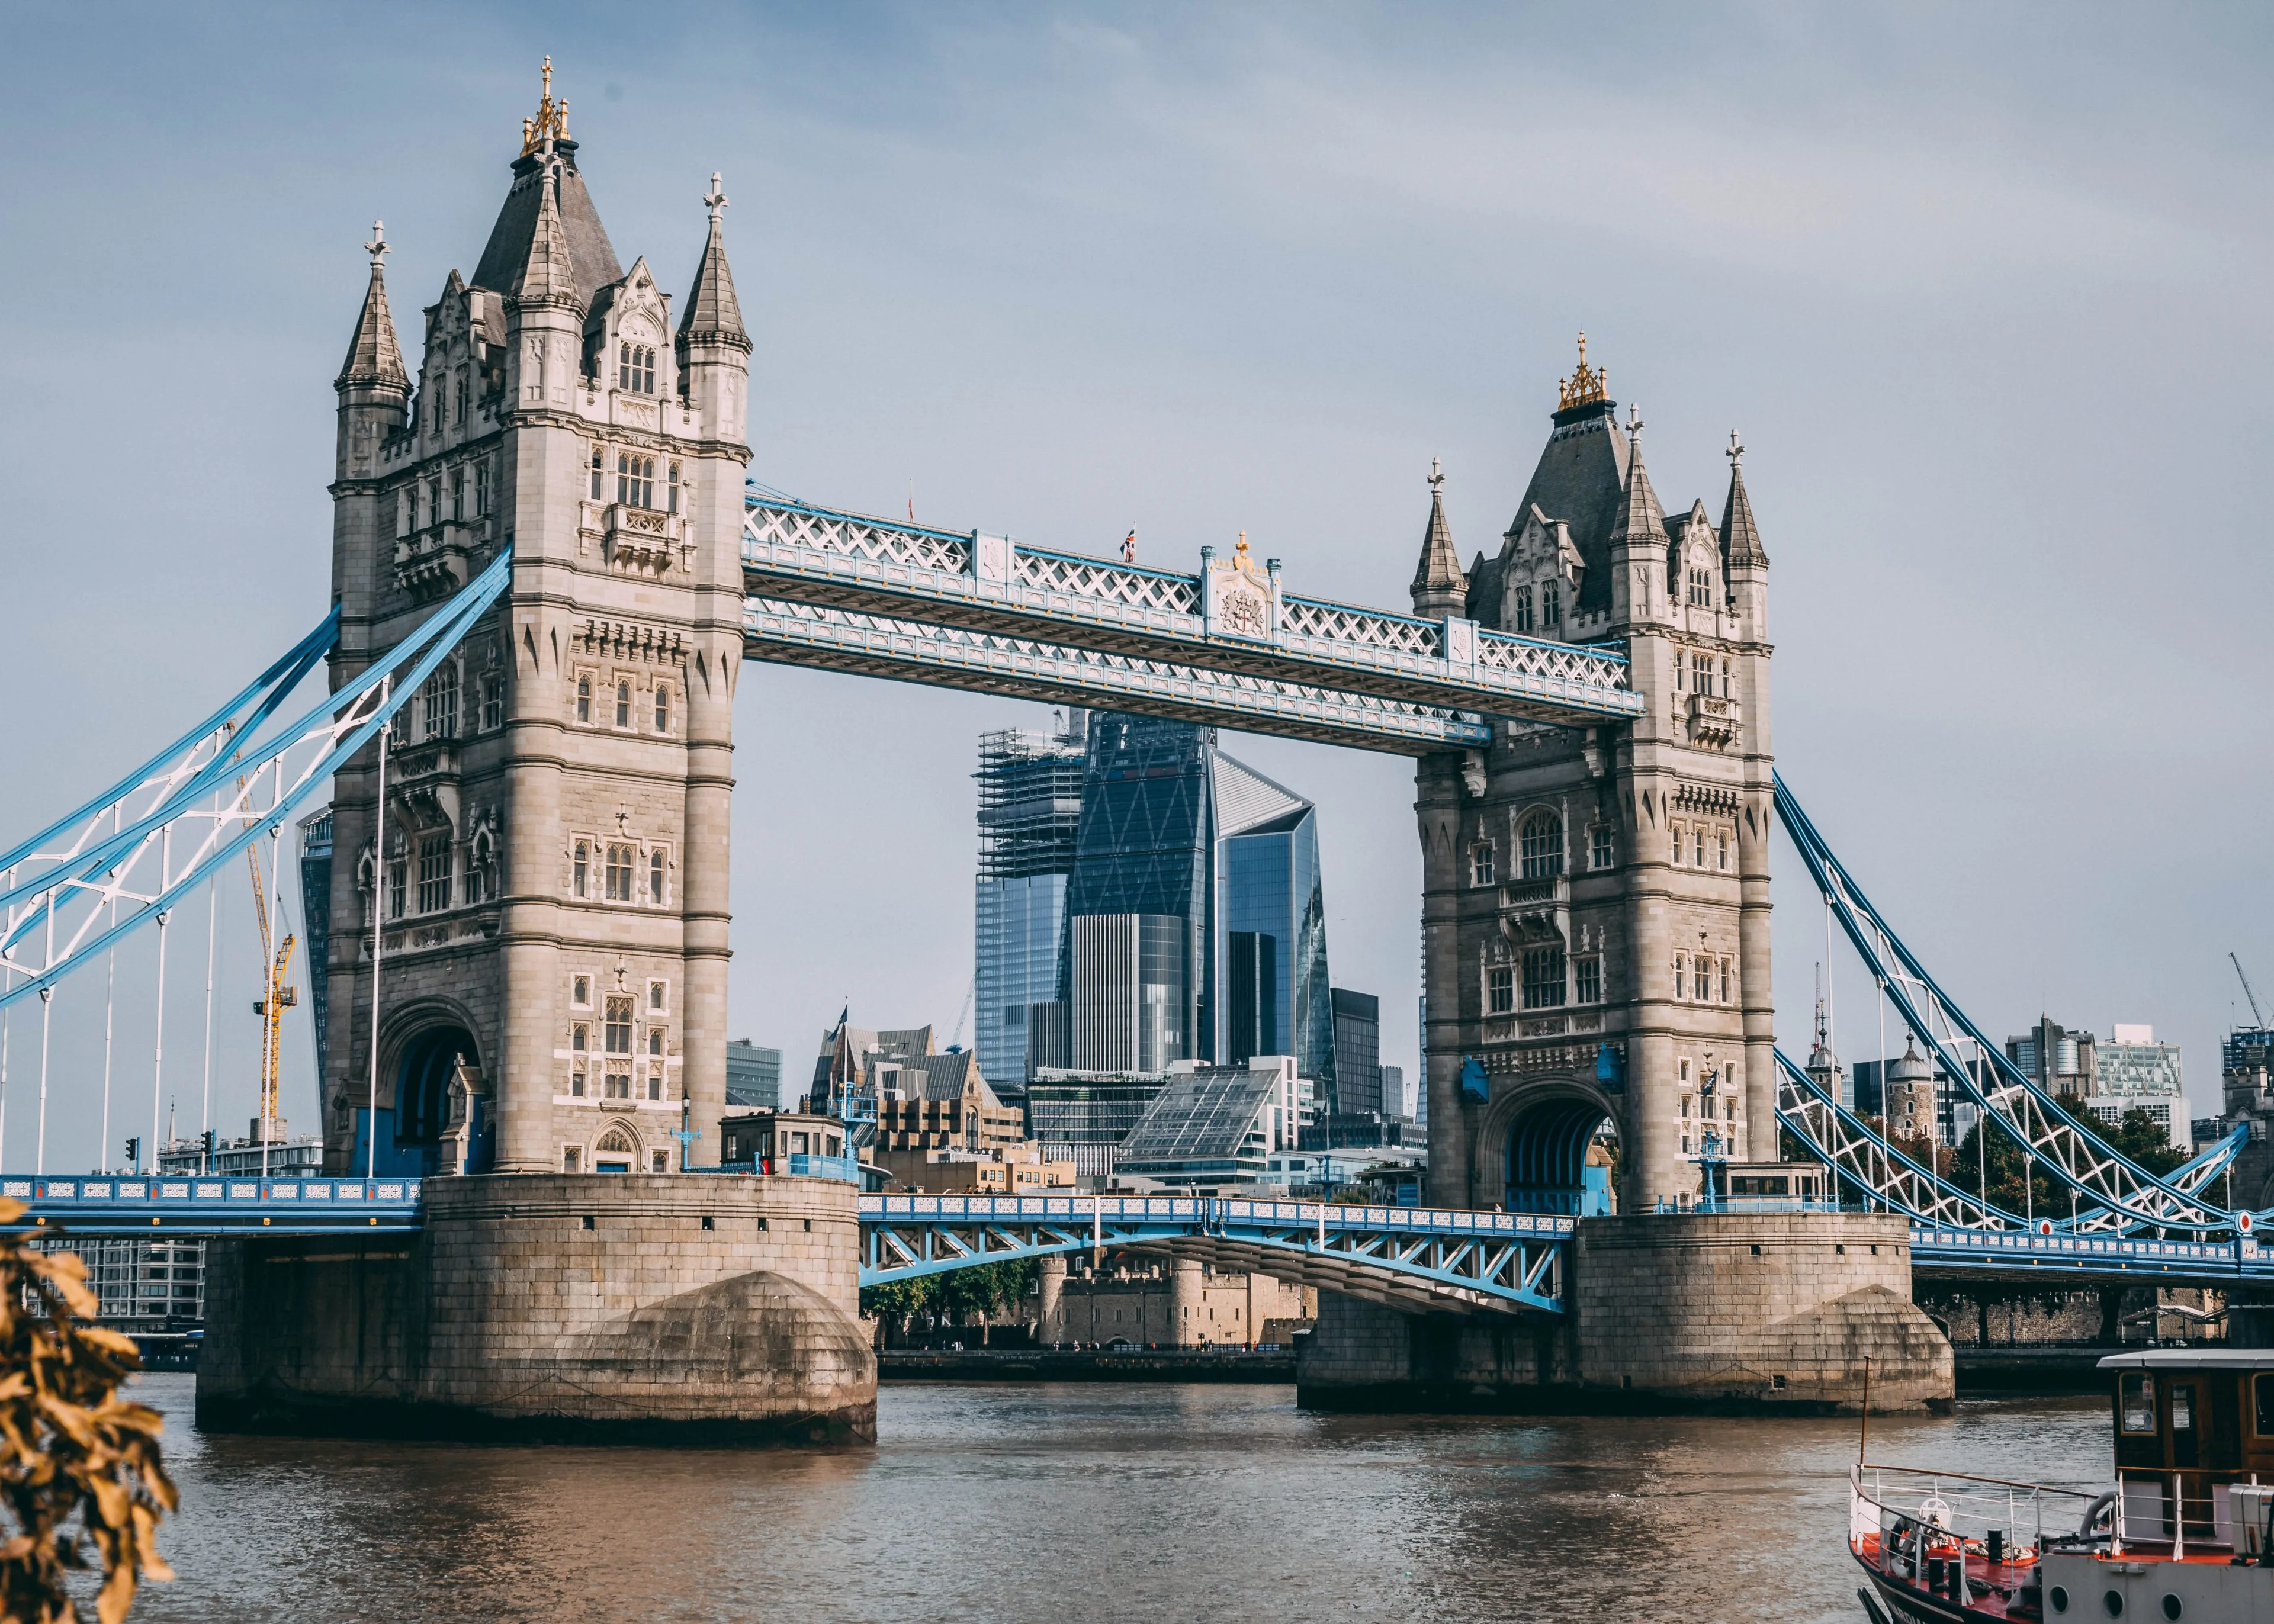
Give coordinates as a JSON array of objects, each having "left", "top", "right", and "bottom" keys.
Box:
[
  {"left": 2172, "top": 1387, "right": 2194, "bottom": 1431},
  {"left": 2121, "top": 1373, "right": 2157, "bottom": 1434},
  {"left": 2255, "top": 1374, "right": 2274, "bottom": 1436}
]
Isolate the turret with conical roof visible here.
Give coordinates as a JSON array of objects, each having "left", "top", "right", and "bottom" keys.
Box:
[
  {"left": 1605, "top": 406, "right": 1668, "bottom": 626},
  {"left": 1719, "top": 430, "right": 1769, "bottom": 644},
  {"left": 338, "top": 223, "right": 409, "bottom": 399},
  {"left": 677, "top": 173, "right": 752, "bottom": 449},
  {"left": 1409, "top": 458, "right": 1467, "bottom": 620}
]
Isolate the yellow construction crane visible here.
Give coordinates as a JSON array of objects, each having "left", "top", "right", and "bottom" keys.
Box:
[{"left": 243, "top": 799, "right": 296, "bottom": 1135}]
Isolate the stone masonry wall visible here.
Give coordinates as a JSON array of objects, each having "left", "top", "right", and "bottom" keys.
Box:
[
  {"left": 199, "top": 1172, "right": 875, "bottom": 1443},
  {"left": 1299, "top": 1210, "right": 1952, "bottom": 1414}
]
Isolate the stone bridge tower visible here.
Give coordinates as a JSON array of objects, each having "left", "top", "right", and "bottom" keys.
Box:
[
  {"left": 323, "top": 69, "right": 751, "bottom": 1176},
  {"left": 1415, "top": 342, "right": 1775, "bottom": 1213}
]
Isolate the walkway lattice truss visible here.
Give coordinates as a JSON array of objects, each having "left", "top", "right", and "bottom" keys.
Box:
[{"left": 741, "top": 492, "right": 1643, "bottom": 750}]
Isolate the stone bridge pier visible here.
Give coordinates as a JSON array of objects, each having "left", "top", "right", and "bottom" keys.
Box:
[
  {"left": 198, "top": 1174, "right": 876, "bottom": 1443},
  {"left": 1297, "top": 1211, "right": 1952, "bottom": 1414}
]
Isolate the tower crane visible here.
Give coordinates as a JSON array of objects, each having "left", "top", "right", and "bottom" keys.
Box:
[
  {"left": 2236, "top": 953, "right": 2268, "bottom": 1030},
  {"left": 233, "top": 745, "right": 296, "bottom": 1140}
]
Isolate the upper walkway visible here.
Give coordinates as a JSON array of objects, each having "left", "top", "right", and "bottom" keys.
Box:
[{"left": 741, "top": 494, "right": 1642, "bottom": 752}]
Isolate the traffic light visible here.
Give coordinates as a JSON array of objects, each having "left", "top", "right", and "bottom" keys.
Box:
[
  {"left": 201, "top": 1130, "right": 216, "bottom": 1170},
  {"left": 124, "top": 1136, "right": 139, "bottom": 1172}
]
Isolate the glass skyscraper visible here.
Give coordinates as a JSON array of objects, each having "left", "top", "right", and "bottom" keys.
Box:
[
  {"left": 974, "top": 715, "right": 1089, "bottom": 1089},
  {"left": 1052, "top": 713, "right": 1341, "bottom": 1108}
]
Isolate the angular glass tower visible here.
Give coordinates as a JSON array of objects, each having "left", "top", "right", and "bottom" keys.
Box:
[
  {"left": 974, "top": 714, "right": 1088, "bottom": 1088},
  {"left": 1213, "top": 752, "right": 1334, "bottom": 1096},
  {"left": 1056, "top": 713, "right": 1339, "bottom": 1107}
]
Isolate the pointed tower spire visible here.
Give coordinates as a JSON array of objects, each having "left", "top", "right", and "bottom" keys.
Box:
[
  {"left": 1719, "top": 429, "right": 1768, "bottom": 568},
  {"left": 1608, "top": 406, "right": 1666, "bottom": 547},
  {"left": 679, "top": 172, "right": 750, "bottom": 353},
  {"left": 510, "top": 161, "right": 581, "bottom": 310},
  {"left": 336, "top": 221, "right": 409, "bottom": 392},
  {"left": 1410, "top": 457, "right": 1467, "bottom": 614}
]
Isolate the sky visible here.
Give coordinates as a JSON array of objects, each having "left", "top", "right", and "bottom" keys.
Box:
[{"left": 0, "top": 2, "right": 2269, "bottom": 1169}]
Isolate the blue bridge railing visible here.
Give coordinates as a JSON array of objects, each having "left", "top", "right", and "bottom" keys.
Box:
[{"left": 0, "top": 1175, "right": 423, "bottom": 1233}]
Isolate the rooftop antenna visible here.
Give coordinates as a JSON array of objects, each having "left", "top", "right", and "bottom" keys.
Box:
[{"left": 2235, "top": 953, "right": 2268, "bottom": 1029}]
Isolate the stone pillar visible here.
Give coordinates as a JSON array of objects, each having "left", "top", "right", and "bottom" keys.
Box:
[
  {"left": 1417, "top": 754, "right": 1470, "bottom": 1208},
  {"left": 1170, "top": 1258, "right": 1205, "bottom": 1348},
  {"left": 677, "top": 627, "right": 735, "bottom": 1165},
  {"left": 1039, "top": 1256, "right": 1067, "bottom": 1345}
]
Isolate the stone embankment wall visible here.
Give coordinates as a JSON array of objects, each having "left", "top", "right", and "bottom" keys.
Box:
[
  {"left": 199, "top": 1173, "right": 875, "bottom": 1443},
  {"left": 1035, "top": 1256, "right": 1314, "bottom": 1347},
  {"left": 1299, "top": 1211, "right": 1952, "bottom": 1414}
]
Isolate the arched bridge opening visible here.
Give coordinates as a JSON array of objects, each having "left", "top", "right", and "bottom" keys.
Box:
[{"left": 1505, "top": 1096, "right": 1617, "bottom": 1218}]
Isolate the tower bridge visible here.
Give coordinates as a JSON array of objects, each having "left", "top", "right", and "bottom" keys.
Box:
[{"left": 0, "top": 67, "right": 2247, "bottom": 1433}]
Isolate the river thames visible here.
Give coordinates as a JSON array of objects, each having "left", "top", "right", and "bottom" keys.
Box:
[{"left": 125, "top": 1376, "right": 2105, "bottom": 1623}]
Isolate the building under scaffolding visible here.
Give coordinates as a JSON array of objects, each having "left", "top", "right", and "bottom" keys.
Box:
[{"left": 974, "top": 713, "right": 1088, "bottom": 1088}]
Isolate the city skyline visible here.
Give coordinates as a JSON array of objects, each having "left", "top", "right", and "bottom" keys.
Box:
[{"left": 0, "top": 7, "right": 2269, "bottom": 1170}]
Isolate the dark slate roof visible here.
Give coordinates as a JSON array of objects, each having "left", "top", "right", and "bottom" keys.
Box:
[
  {"left": 679, "top": 212, "right": 748, "bottom": 349},
  {"left": 1721, "top": 460, "right": 1768, "bottom": 568},
  {"left": 1502, "top": 398, "right": 1630, "bottom": 619},
  {"left": 471, "top": 142, "right": 622, "bottom": 308},
  {"left": 336, "top": 262, "right": 408, "bottom": 391}
]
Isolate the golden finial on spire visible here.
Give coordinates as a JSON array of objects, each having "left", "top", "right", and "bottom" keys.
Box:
[
  {"left": 1557, "top": 330, "right": 1608, "bottom": 411},
  {"left": 521, "top": 55, "right": 570, "bottom": 156},
  {"left": 1235, "top": 530, "right": 1250, "bottom": 559}
]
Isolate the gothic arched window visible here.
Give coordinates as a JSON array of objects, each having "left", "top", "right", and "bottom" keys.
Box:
[
  {"left": 1512, "top": 584, "right": 1534, "bottom": 634},
  {"left": 654, "top": 685, "right": 670, "bottom": 733},
  {"left": 616, "top": 452, "right": 655, "bottom": 509},
  {"left": 1519, "top": 812, "right": 1563, "bottom": 879},
  {"left": 576, "top": 675, "right": 591, "bottom": 723},
  {"left": 615, "top": 681, "right": 631, "bottom": 728},
  {"left": 618, "top": 342, "right": 655, "bottom": 395},
  {"left": 1540, "top": 580, "right": 1560, "bottom": 630}
]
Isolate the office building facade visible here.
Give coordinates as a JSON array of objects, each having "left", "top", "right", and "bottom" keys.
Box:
[
  {"left": 1071, "top": 912, "right": 1187, "bottom": 1072},
  {"left": 1329, "top": 988, "right": 1383, "bottom": 1116},
  {"left": 974, "top": 715, "right": 1088, "bottom": 1088},
  {"left": 724, "top": 1039, "right": 782, "bottom": 1110}
]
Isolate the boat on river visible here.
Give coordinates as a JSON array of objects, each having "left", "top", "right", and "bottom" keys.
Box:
[{"left": 1851, "top": 1349, "right": 2274, "bottom": 1623}]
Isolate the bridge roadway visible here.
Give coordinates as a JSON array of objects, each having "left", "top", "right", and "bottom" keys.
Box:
[{"left": 5, "top": 1179, "right": 2269, "bottom": 1307}]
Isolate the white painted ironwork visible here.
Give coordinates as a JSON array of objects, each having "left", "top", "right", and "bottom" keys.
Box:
[
  {"left": 1017, "top": 548, "right": 1198, "bottom": 614},
  {"left": 742, "top": 597, "right": 1495, "bottom": 753},
  {"left": 741, "top": 494, "right": 1644, "bottom": 724},
  {"left": 1279, "top": 596, "right": 1438, "bottom": 655},
  {"left": 743, "top": 500, "right": 971, "bottom": 574}
]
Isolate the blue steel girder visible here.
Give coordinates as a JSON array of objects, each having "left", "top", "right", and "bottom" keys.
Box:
[
  {"left": 1909, "top": 1224, "right": 2274, "bottom": 1287},
  {"left": 0, "top": 1175, "right": 425, "bottom": 1236},
  {"left": 857, "top": 1194, "right": 1570, "bottom": 1315},
  {"left": 743, "top": 496, "right": 1645, "bottom": 731},
  {"left": 743, "top": 597, "right": 1493, "bottom": 754}
]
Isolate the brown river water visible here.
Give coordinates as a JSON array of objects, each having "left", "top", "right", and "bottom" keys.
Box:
[{"left": 117, "top": 1375, "right": 2108, "bottom": 1624}]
